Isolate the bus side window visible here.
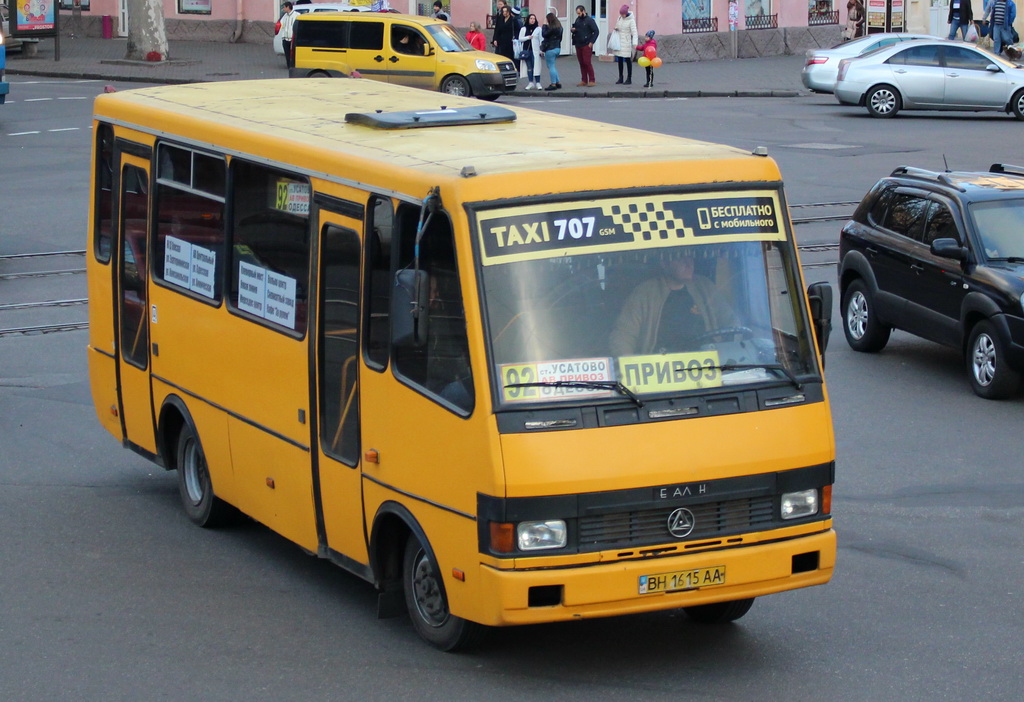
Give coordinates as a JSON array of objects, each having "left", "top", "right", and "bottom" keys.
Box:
[
  {"left": 228, "top": 160, "right": 310, "bottom": 333},
  {"left": 364, "top": 196, "right": 393, "bottom": 370},
  {"left": 94, "top": 123, "right": 115, "bottom": 264},
  {"left": 153, "top": 143, "right": 226, "bottom": 303},
  {"left": 392, "top": 204, "right": 474, "bottom": 414}
]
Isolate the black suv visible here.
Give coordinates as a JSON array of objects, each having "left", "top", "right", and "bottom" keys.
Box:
[{"left": 839, "top": 164, "right": 1024, "bottom": 399}]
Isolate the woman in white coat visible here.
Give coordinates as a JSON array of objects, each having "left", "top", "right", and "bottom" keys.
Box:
[
  {"left": 612, "top": 4, "right": 639, "bottom": 84},
  {"left": 518, "top": 13, "right": 544, "bottom": 89}
]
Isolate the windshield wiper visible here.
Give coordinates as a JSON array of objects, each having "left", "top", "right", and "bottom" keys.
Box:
[
  {"left": 504, "top": 380, "right": 644, "bottom": 408},
  {"left": 989, "top": 256, "right": 1024, "bottom": 263},
  {"left": 717, "top": 363, "right": 804, "bottom": 391}
]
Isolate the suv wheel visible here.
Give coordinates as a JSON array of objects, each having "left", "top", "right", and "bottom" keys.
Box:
[
  {"left": 967, "top": 320, "right": 1021, "bottom": 399},
  {"left": 842, "top": 279, "right": 891, "bottom": 352},
  {"left": 865, "top": 85, "right": 901, "bottom": 118}
]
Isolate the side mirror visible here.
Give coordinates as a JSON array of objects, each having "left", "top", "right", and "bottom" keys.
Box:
[
  {"left": 391, "top": 269, "right": 430, "bottom": 347},
  {"left": 930, "top": 237, "right": 968, "bottom": 262},
  {"left": 986, "top": 64, "right": 1001, "bottom": 72},
  {"left": 806, "top": 282, "right": 833, "bottom": 362}
]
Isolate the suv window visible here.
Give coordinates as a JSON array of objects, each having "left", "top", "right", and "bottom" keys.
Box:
[
  {"left": 922, "top": 202, "right": 960, "bottom": 246},
  {"left": 943, "top": 46, "right": 992, "bottom": 71},
  {"left": 867, "top": 185, "right": 894, "bottom": 226},
  {"left": 882, "top": 193, "right": 929, "bottom": 240},
  {"left": 888, "top": 45, "right": 941, "bottom": 67}
]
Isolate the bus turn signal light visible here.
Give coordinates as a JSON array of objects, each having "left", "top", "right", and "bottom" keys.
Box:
[
  {"left": 822, "top": 484, "right": 832, "bottom": 515},
  {"left": 490, "top": 522, "right": 514, "bottom": 554}
]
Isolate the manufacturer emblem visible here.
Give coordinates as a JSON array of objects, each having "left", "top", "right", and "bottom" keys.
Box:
[{"left": 666, "top": 507, "right": 696, "bottom": 538}]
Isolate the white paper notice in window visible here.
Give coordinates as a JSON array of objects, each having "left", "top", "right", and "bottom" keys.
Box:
[{"left": 237, "top": 261, "right": 296, "bottom": 330}]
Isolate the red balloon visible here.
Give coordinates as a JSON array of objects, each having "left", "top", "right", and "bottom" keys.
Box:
[
  {"left": 644, "top": 46, "right": 657, "bottom": 60},
  {"left": 651, "top": 57, "right": 663, "bottom": 68}
]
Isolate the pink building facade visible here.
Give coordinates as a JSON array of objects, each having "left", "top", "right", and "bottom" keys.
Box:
[{"left": 56, "top": 1, "right": 940, "bottom": 61}]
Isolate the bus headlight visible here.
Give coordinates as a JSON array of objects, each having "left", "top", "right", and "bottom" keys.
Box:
[
  {"left": 781, "top": 489, "right": 818, "bottom": 520},
  {"left": 517, "top": 520, "right": 567, "bottom": 551},
  {"left": 475, "top": 59, "right": 497, "bottom": 71}
]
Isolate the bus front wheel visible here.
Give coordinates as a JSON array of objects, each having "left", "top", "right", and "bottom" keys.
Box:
[
  {"left": 682, "top": 597, "right": 755, "bottom": 624},
  {"left": 402, "top": 536, "right": 482, "bottom": 651},
  {"left": 176, "top": 424, "right": 234, "bottom": 528}
]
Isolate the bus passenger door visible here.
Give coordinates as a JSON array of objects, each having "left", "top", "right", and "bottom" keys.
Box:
[
  {"left": 314, "top": 210, "right": 369, "bottom": 565},
  {"left": 115, "top": 155, "right": 157, "bottom": 453}
]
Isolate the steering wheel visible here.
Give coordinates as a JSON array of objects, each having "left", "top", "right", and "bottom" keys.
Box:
[{"left": 694, "top": 326, "right": 755, "bottom": 345}]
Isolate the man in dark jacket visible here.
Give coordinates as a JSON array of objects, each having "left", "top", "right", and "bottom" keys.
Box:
[
  {"left": 571, "top": 4, "right": 599, "bottom": 87},
  {"left": 947, "top": 0, "right": 973, "bottom": 39}
]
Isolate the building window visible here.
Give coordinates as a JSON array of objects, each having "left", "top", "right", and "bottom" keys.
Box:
[
  {"left": 178, "top": 0, "right": 212, "bottom": 15},
  {"left": 745, "top": 0, "right": 777, "bottom": 29},
  {"left": 808, "top": 0, "right": 839, "bottom": 25},
  {"left": 682, "top": 0, "right": 718, "bottom": 32}
]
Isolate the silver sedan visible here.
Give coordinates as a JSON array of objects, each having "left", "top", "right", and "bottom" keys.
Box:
[
  {"left": 835, "top": 39, "right": 1024, "bottom": 119},
  {"left": 801, "top": 33, "right": 932, "bottom": 93}
]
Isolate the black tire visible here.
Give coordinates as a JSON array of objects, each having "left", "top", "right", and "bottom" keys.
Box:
[
  {"left": 403, "top": 536, "right": 483, "bottom": 651},
  {"left": 865, "top": 84, "right": 901, "bottom": 118},
  {"left": 683, "top": 597, "right": 755, "bottom": 624},
  {"left": 966, "top": 320, "right": 1021, "bottom": 399},
  {"left": 309, "top": 70, "right": 331, "bottom": 78},
  {"left": 842, "top": 279, "right": 891, "bottom": 352},
  {"left": 176, "top": 424, "right": 235, "bottom": 528},
  {"left": 1011, "top": 89, "right": 1024, "bottom": 121},
  {"left": 440, "top": 75, "right": 471, "bottom": 97}
]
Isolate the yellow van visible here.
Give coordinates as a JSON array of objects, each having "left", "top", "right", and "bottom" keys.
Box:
[{"left": 291, "top": 13, "right": 518, "bottom": 100}]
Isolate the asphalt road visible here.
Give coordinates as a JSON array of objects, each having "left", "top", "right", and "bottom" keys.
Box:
[{"left": 2, "top": 78, "right": 1023, "bottom": 701}]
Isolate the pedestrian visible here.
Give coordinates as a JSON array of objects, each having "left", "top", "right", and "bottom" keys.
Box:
[
  {"left": 431, "top": 1, "right": 449, "bottom": 22},
  {"left": 279, "top": 1, "right": 298, "bottom": 69},
  {"left": 571, "top": 4, "right": 599, "bottom": 87},
  {"left": 948, "top": 0, "right": 974, "bottom": 39},
  {"left": 843, "top": 0, "right": 865, "bottom": 40},
  {"left": 541, "top": 12, "right": 563, "bottom": 91},
  {"left": 983, "top": 0, "right": 1018, "bottom": 55},
  {"left": 466, "top": 21, "right": 487, "bottom": 51},
  {"left": 637, "top": 30, "right": 657, "bottom": 88},
  {"left": 519, "top": 13, "right": 543, "bottom": 90},
  {"left": 492, "top": 3, "right": 518, "bottom": 65},
  {"left": 611, "top": 4, "right": 639, "bottom": 85}
]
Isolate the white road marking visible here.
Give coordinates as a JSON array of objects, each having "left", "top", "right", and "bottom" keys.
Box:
[
  {"left": 23, "top": 97, "right": 54, "bottom": 102},
  {"left": 49, "top": 128, "right": 80, "bottom": 132},
  {"left": 8, "top": 131, "right": 42, "bottom": 136}
]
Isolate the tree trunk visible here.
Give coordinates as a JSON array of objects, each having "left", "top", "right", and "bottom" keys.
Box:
[{"left": 125, "top": 0, "right": 169, "bottom": 61}]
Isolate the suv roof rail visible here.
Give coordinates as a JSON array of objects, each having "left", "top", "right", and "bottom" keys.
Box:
[
  {"left": 989, "top": 163, "right": 1024, "bottom": 178},
  {"left": 889, "top": 165, "right": 966, "bottom": 192}
]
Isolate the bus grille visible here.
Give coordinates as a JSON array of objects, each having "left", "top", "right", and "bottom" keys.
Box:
[{"left": 578, "top": 496, "right": 775, "bottom": 551}]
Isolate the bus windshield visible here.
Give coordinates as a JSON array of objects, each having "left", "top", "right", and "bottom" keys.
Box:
[
  {"left": 427, "top": 24, "right": 474, "bottom": 52},
  {"left": 476, "top": 189, "right": 819, "bottom": 406}
]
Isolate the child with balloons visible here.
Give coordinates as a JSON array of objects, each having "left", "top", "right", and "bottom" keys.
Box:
[{"left": 637, "top": 30, "right": 661, "bottom": 88}]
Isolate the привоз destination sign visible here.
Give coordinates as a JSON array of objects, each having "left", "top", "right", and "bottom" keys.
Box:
[{"left": 476, "top": 191, "right": 783, "bottom": 265}]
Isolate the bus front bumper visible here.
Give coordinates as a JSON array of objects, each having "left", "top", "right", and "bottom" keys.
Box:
[{"left": 470, "top": 528, "right": 835, "bottom": 626}]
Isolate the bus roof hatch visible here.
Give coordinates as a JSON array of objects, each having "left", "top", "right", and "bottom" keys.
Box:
[{"left": 345, "top": 104, "right": 516, "bottom": 130}]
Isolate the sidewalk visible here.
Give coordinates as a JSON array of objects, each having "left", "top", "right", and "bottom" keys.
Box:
[{"left": 5, "top": 35, "right": 808, "bottom": 98}]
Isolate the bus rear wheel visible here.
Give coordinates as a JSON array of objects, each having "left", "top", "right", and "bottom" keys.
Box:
[
  {"left": 402, "top": 536, "right": 482, "bottom": 651},
  {"left": 682, "top": 597, "right": 755, "bottom": 624},
  {"left": 176, "top": 424, "right": 234, "bottom": 528}
]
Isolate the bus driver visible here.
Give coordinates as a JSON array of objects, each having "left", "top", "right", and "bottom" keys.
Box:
[{"left": 610, "top": 249, "right": 737, "bottom": 356}]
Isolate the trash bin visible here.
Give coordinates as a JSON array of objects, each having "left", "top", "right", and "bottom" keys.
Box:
[{"left": 102, "top": 15, "right": 113, "bottom": 40}]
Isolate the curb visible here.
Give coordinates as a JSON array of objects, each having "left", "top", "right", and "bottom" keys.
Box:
[{"left": 511, "top": 88, "right": 804, "bottom": 98}]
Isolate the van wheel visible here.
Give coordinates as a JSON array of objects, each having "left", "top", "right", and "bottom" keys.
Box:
[
  {"left": 176, "top": 424, "right": 235, "bottom": 528},
  {"left": 440, "top": 75, "right": 471, "bottom": 97},
  {"left": 967, "top": 320, "right": 1021, "bottom": 399},
  {"left": 683, "top": 598, "right": 755, "bottom": 624},
  {"left": 403, "top": 536, "right": 483, "bottom": 651},
  {"left": 309, "top": 71, "right": 331, "bottom": 78},
  {"left": 842, "top": 279, "right": 891, "bottom": 352},
  {"left": 865, "top": 85, "right": 901, "bottom": 118}
]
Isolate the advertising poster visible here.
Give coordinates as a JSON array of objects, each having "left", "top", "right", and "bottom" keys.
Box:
[{"left": 13, "top": 0, "right": 56, "bottom": 33}]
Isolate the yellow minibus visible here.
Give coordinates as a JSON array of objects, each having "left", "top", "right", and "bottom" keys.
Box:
[{"left": 88, "top": 78, "right": 836, "bottom": 650}]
